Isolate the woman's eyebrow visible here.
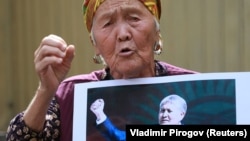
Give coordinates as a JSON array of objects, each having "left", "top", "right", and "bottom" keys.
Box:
[
  {"left": 120, "top": 5, "right": 144, "bottom": 14},
  {"left": 96, "top": 10, "right": 115, "bottom": 20}
]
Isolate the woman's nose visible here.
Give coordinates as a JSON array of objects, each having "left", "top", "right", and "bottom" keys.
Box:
[{"left": 117, "top": 23, "right": 131, "bottom": 42}]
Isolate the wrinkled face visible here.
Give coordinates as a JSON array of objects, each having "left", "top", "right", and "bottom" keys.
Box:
[
  {"left": 158, "top": 102, "right": 185, "bottom": 125},
  {"left": 92, "top": 0, "right": 159, "bottom": 79}
]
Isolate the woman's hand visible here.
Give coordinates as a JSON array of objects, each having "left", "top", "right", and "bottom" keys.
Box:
[
  {"left": 23, "top": 34, "right": 75, "bottom": 131},
  {"left": 34, "top": 34, "right": 75, "bottom": 96}
]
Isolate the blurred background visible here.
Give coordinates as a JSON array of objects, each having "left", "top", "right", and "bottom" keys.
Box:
[{"left": 0, "top": 0, "right": 249, "bottom": 138}]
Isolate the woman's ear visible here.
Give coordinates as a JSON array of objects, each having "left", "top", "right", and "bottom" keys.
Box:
[
  {"left": 154, "top": 32, "right": 163, "bottom": 55},
  {"left": 89, "top": 32, "right": 95, "bottom": 46},
  {"left": 94, "top": 47, "right": 101, "bottom": 55},
  {"left": 157, "top": 31, "right": 161, "bottom": 41},
  {"left": 89, "top": 31, "right": 101, "bottom": 54}
]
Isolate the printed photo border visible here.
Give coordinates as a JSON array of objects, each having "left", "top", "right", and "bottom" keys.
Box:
[{"left": 73, "top": 72, "right": 250, "bottom": 141}]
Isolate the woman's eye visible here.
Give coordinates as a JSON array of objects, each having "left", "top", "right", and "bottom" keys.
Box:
[
  {"left": 103, "top": 19, "right": 113, "bottom": 27},
  {"left": 130, "top": 16, "right": 139, "bottom": 22},
  {"left": 103, "top": 22, "right": 111, "bottom": 27}
]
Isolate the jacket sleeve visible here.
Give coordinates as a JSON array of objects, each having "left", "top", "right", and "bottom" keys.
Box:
[{"left": 96, "top": 117, "right": 126, "bottom": 141}]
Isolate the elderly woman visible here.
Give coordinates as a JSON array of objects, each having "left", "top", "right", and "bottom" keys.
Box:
[{"left": 6, "top": 0, "right": 197, "bottom": 140}]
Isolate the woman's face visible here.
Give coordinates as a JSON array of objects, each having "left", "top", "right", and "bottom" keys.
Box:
[
  {"left": 92, "top": 0, "right": 159, "bottom": 79},
  {"left": 158, "top": 102, "right": 185, "bottom": 125}
]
